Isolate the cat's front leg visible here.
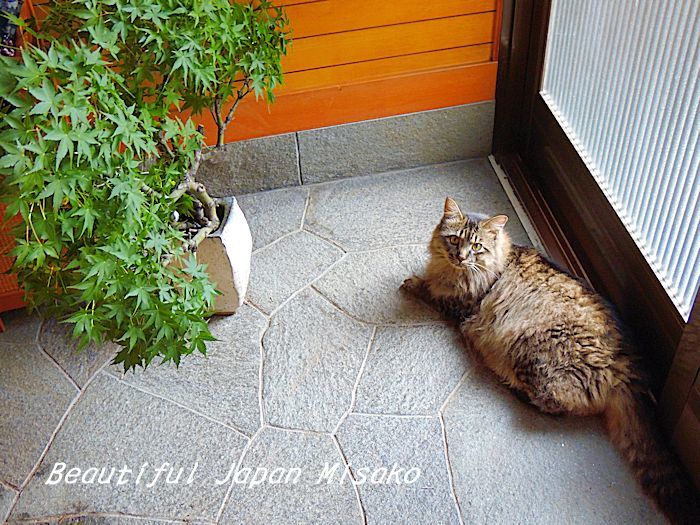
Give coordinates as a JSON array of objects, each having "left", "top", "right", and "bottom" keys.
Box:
[
  {"left": 400, "top": 275, "right": 431, "bottom": 300},
  {"left": 401, "top": 276, "right": 467, "bottom": 321}
]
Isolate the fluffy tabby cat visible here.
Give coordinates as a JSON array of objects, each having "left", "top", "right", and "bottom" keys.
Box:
[{"left": 402, "top": 197, "right": 699, "bottom": 524}]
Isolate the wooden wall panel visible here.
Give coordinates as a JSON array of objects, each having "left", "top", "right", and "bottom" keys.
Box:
[
  {"left": 277, "top": 0, "right": 324, "bottom": 5},
  {"left": 283, "top": 13, "right": 494, "bottom": 71},
  {"left": 281, "top": 44, "right": 492, "bottom": 93},
  {"left": 285, "top": 0, "right": 496, "bottom": 38},
  {"left": 21, "top": 0, "right": 502, "bottom": 142},
  {"left": 195, "top": 62, "right": 497, "bottom": 143},
  {"left": 213, "top": 0, "right": 502, "bottom": 143}
]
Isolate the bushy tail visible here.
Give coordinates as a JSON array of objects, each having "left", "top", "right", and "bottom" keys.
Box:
[{"left": 605, "top": 382, "right": 699, "bottom": 524}]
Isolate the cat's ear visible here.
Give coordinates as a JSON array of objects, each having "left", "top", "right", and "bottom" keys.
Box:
[
  {"left": 481, "top": 215, "right": 508, "bottom": 232},
  {"left": 443, "top": 197, "right": 464, "bottom": 219}
]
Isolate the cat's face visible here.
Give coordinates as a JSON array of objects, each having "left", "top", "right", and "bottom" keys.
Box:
[{"left": 431, "top": 197, "right": 509, "bottom": 275}]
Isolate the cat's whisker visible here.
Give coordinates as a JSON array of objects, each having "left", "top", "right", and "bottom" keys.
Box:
[
  {"left": 466, "top": 263, "right": 490, "bottom": 288},
  {"left": 473, "top": 262, "right": 499, "bottom": 280},
  {"left": 469, "top": 262, "right": 499, "bottom": 284}
]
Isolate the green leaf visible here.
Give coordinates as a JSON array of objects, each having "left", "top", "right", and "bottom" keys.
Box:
[
  {"left": 29, "top": 79, "right": 57, "bottom": 116},
  {"left": 37, "top": 179, "right": 66, "bottom": 210},
  {"left": 72, "top": 205, "right": 98, "bottom": 235},
  {"left": 125, "top": 284, "right": 154, "bottom": 310}
]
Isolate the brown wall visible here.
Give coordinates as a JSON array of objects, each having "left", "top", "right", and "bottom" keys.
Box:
[
  {"left": 23, "top": 0, "right": 502, "bottom": 143},
  {"left": 212, "top": 0, "right": 502, "bottom": 143}
]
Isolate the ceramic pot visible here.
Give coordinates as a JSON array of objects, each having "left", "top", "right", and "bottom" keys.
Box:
[{"left": 196, "top": 196, "right": 252, "bottom": 314}]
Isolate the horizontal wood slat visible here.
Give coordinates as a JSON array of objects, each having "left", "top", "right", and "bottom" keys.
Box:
[
  {"left": 194, "top": 62, "right": 497, "bottom": 144},
  {"left": 286, "top": 0, "right": 496, "bottom": 38},
  {"left": 280, "top": 44, "right": 492, "bottom": 93},
  {"left": 277, "top": 0, "right": 324, "bottom": 6},
  {"left": 283, "top": 12, "right": 494, "bottom": 72}
]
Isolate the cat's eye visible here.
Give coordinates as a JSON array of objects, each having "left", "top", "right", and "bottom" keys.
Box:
[
  {"left": 472, "top": 242, "right": 483, "bottom": 251},
  {"left": 447, "top": 236, "right": 460, "bottom": 245}
]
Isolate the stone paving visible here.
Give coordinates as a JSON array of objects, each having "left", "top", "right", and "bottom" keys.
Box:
[{"left": 0, "top": 159, "right": 665, "bottom": 524}]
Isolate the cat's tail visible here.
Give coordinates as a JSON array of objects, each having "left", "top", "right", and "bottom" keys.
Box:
[{"left": 604, "top": 381, "right": 699, "bottom": 524}]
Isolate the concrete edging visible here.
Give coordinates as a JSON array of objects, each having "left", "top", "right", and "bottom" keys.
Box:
[{"left": 197, "top": 101, "right": 495, "bottom": 196}]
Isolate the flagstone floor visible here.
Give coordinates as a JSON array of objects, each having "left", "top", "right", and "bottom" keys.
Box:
[{"left": 1, "top": 159, "right": 664, "bottom": 524}]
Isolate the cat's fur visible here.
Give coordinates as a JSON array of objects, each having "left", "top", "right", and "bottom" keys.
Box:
[{"left": 402, "top": 197, "right": 699, "bottom": 524}]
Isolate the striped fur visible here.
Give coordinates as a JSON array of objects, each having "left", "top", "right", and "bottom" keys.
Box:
[{"left": 401, "top": 197, "right": 699, "bottom": 523}]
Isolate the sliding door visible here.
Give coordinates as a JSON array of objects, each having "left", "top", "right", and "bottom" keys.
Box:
[
  {"left": 493, "top": 0, "right": 700, "bottom": 482},
  {"left": 542, "top": 0, "right": 699, "bottom": 323}
]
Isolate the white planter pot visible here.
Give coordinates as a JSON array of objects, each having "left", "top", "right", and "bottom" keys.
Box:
[{"left": 196, "top": 196, "right": 252, "bottom": 314}]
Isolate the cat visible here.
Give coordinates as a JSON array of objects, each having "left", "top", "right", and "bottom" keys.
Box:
[{"left": 401, "top": 196, "right": 699, "bottom": 524}]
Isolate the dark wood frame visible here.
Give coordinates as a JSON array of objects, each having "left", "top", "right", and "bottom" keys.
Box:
[{"left": 491, "top": 0, "right": 700, "bottom": 434}]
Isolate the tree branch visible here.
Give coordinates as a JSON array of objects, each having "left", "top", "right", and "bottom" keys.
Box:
[
  {"left": 167, "top": 125, "right": 220, "bottom": 254},
  {"left": 212, "top": 96, "right": 225, "bottom": 147},
  {"left": 188, "top": 223, "right": 217, "bottom": 251},
  {"left": 158, "top": 131, "right": 174, "bottom": 158},
  {"left": 170, "top": 179, "right": 220, "bottom": 252},
  {"left": 223, "top": 78, "right": 252, "bottom": 127},
  {"left": 169, "top": 147, "right": 203, "bottom": 201},
  {"left": 141, "top": 183, "right": 161, "bottom": 199},
  {"left": 212, "top": 78, "right": 252, "bottom": 148}
]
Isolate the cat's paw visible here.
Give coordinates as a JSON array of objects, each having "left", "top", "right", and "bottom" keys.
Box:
[{"left": 401, "top": 275, "right": 424, "bottom": 294}]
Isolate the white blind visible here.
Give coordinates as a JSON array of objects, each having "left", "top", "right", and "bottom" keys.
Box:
[{"left": 541, "top": 0, "right": 700, "bottom": 321}]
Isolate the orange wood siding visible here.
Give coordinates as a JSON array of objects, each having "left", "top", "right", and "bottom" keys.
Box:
[
  {"left": 282, "top": 45, "right": 492, "bottom": 93},
  {"left": 282, "top": 13, "right": 494, "bottom": 72},
  {"left": 21, "top": 1, "right": 502, "bottom": 144},
  {"left": 282, "top": 0, "right": 496, "bottom": 38},
  {"left": 193, "top": 62, "right": 497, "bottom": 143},
  {"left": 0, "top": 206, "right": 24, "bottom": 314},
  {"left": 207, "top": 0, "right": 502, "bottom": 143}
]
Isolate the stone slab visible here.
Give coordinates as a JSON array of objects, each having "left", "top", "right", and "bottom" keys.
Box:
[
  {"left": 337, "top": 414, "right": 460, "bottom": 524},
  {"left": 355, "top": 324, "right": 469, "bottom": 414},
  {"left": 0, "top": 484, "right": 15, "bottom": 523},
  {"left": 442, "top": 368, "right": 665, "bottom": 524},
  {"left": 0, "top": 343, "right": 76, "bottom": 488},
  {"left": 222, "top": 427, "right": 362, "bottom": 524},
  {"left": 263, "top": 288, "right": 372, "bottom": 432},
  {"left": 11, "top": 374, "right": 247, "bottom": 522},
  {"left": 107, "top": 304, "right": 267, "bottom": 436},
  {"left": 197, "top": 133, "right": 299, "bottom": 196},
  {"left": 298, "top": 102, "right": 495, "bottom": 183},
  {"left": 304, "top": 159, "right": 531, "bottom": 251},
  {"left": 313, "top": 245, "right": 439, "bottom": 324},
  {"left": 0, "top": 311, "right": 41, "bottom": 346},
  {"left": 237, "top": 186, "right": 307, "bottom": 251},
  {"left": 24, "top": 517, "right": 172, "bottom": 525},
  {"left": 39, "top": 319, "right": 116, "bottom": 388},
  {"left": 247, "top": 230, "right": 343, "bottom": 314}
]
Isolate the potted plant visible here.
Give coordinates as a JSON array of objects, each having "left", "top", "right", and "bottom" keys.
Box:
[{"left": 0, "top": 0, "right": 289, "bottom": 369}]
